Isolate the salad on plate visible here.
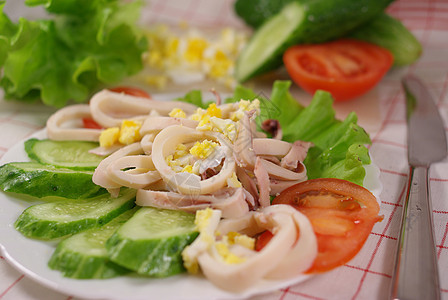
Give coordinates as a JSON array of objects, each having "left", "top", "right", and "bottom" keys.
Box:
[{"left": 0, "top": 80, "right": 382, "bottom": 298}]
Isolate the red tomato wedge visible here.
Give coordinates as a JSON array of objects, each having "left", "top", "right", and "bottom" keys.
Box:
[
  {"left": 82, "top": 118, "right": 103, "bottom": 129},
  {"left": 108, "top": 86, "right": 151, "bottom": 99},
  {"left": 283, "top": 39, "right": 393, "bottom": 101},
  {"left": 255, "top": 230, "right": 273, "bottom": 252},
  {"left": 271, "top": 178, "right": 382, "bottom": 273}
]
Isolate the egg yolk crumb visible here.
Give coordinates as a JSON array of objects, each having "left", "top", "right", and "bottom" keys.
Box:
[
  {"left": 119, "top": 120, "right": 142, "bottom": 145},
  {"left": 99, "top": 127, "right": 120, "bottom": 148},
  {"left": 189, "top": 139, "right": 219, "bottom": 159},
  {"left": 169, "top": 108, "right": 187, "bottom": 118}
]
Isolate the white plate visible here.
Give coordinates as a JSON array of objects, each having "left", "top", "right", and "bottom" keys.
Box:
[{"left": 0, "top": 129, "right": 382, "bottom": 300}]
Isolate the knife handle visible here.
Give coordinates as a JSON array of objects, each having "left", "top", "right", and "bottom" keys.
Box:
[{"left": 390, "top": 166, "right": 440, "bottom": 300}]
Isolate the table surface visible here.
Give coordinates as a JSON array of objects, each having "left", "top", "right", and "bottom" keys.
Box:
[{"left": 1, "top": 1, "right": 448, "bottom": 299}]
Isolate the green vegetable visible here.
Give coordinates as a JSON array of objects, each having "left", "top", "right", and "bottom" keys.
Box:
[
  {"left": 349, "top": 13, "right": 422, "bottom": 66},
  {"left": 25, "top": 138, "right": 104, "bottom": 170},
  {"left": 176, "top": 90, "right": 214, "bottom": 109},
  {"left": 235, "top": 0, "right": 394, "bottom": 82},
  {"left": 234, "top": 0, "right": 293, "bottom": 29},
  {"left": 106, "top": 206, "right": 198, "bottom": 278},
  {"left": 264, "top": 81, "right": 371, "bottom": 184},
  {"left": 0, "top": 0, "right": 147, "bottom": 107},
  {"left": 14, "top": 188, "right": 136, "bottom": 240},
  {"left": 0, "top": 162, "right": 106, "bottom": 199},
  {"left": 48, "top": 207, "right": 137, "bottom": 279},
  {"left": 234, "top": 0, "right": 420, "bottom": 67},
  {"left": 174, "top": 80, "right": 372, "bottom": 185}
]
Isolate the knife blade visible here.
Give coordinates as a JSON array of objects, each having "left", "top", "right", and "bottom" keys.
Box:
[{"left": 390, "top": 74, "right": 447, "bottom": 300}]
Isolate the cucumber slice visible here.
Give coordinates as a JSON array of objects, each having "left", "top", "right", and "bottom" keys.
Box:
[
  {"left": 48, "top": 208, "right": 138, "bottom": 279},
  {"left": 15, "top": 188, "right": 136, "bottom": 240},
  {"left": 106, "top": 207, "right": 198, "bottom": 278},
  {"left": 236, "top": 1, "right": 303, "bottom": 82},
  {"left": 235, "top": 0, "right": 394, "bottom": 82},
  {"left": 25, "top": 138, "right": 103, "bottom": 170},
  {"left": 0, "top": 162, "right": 106, "bottom": 199}
]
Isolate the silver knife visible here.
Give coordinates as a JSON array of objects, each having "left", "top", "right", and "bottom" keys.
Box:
[{"left": 390, "top": 74, "right": 446, "bottom": 300}]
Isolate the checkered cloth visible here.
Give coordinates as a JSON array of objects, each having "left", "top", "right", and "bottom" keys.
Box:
[{"left": 1, "top": 0, "right": 448, "bottom": 299}]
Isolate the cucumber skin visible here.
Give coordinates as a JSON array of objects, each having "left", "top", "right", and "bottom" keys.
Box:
[
  {"left": 236, "top": 0, "right": 394, "bottom": 82},
  {"left": 0, "top": 162, "right": 106, "bottom": 199},
  {"left": 24, "top": 138, "right": 103, "bottom": 171},
  {"left": 106, "top": 207, "right": 199, "bottom": 278},
  {"left": 48, "top": 209, "right": 138, "bottom": 279},
  {"left": 48, "top": 252, "right": 130, "bottom": 279},
  {"left": 14, "top": 190, "right": 136, "bottom": 240},
  {"left": 234, "top": 0, "right": 293, "bottom": 28},
  {"left": 348, "top": 13, "right": 422, "bottom": 66}
]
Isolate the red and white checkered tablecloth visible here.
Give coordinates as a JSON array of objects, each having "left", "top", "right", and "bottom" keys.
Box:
[{"left": 1, "top": 0, "right": 448, "bottom": 299}]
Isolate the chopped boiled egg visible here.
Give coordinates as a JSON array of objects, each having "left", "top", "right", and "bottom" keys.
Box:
[
  {"left": 119, "top": 120, "right": 142, "bottom": 145},
  {"left": 209, "top": 117, "right": 237, "bottom": 142},
  {"left": 189, "top": 139, "right": 219, "bottom": 159},
  {"left": 206, "top": 103, "right": 222, "bottom": 118},
  {"left": 184, "top": 37, "right": 208, "bottom": 64},
  {"left": 144, "top": 24, "right": 248, "bottom": 89},
  {"left": 165, "top": 144, "right": 196, "bottom": 174},
  {"left": 182, "top": 208, "right": 257, "bottom": 275},
  {"left": 98, "top": 119, "right": 142, "bottom": 148},
  {"left": 173, "top": 144, "right": 188, "bottom": 159},
  {"left": 169, "top": 108, "right": 187, "bottom": 118},
  {"left": 99, "top": 127, "right": 120, "bottom": 148},
  {"left": 190, "top": 107, "right": 206, "bottom": 121},
  {"left": 183, "top": 208, "right": 221, "bottom": 274},
  {"left": 226, "top": 172, "right": 242, "bottom": 188},
  {"left": 231, "top": 99, "right": 261, "bottom": 121},
  {"left": 214, "top": 242, "right": 246, "bottom": 264}
]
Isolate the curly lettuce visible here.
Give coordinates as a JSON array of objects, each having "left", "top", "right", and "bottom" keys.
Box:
[
  {"left": 0, "top": 0, "right": 147, "bottom": 107},
  {"left": 266, "top": 81, "right": 372, "bottom": 185}
]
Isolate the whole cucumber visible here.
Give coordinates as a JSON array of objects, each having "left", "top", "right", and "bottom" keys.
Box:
[
  {"left": 349, "top": 13, "right": 422, "bottom": 66},
  {"left": 234, "top": 0, "right": 293, "bottom": 28},
  {"left": 235, "top": 0, "right": 394, "bottom": 82}
]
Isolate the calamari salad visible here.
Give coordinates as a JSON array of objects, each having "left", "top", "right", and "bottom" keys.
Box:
[
  {"left": 2, "top": 80, "right": 379, "bottom": 293},
  {"left": 45, "top": 85, "right": 318, "bottom": 290}
]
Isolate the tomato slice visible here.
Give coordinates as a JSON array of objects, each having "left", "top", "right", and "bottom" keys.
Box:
[
  {"left": 255, "top": 230, "right": 273, "bottom": 252},
  {"left": 272, "top": 178, "right": 382, "bottom": 273},
  {"left": 283, "top": 39, "right": 393, "bottom": 101},
  {"left": 108, "top": 86, "right": 151, "bottom": 99},
  {"left": 82, "top": 118, "right": 103, "bottom": 129}
]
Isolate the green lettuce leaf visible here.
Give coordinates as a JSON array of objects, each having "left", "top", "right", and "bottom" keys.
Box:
[
  {"left": 255, "top": 81, "right": 371, "bottom": 185},
  {"left": 266, "top": 80, "right": 303, "bottom": 125},
  {"left": 0, "top": 0, "right": 147, "bottom": 107},
  {"left": 175, "top": 90, "right": 215, "bottom": 109}
]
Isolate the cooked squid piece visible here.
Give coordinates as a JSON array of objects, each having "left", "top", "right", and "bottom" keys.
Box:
[
  {"left": 232, "top": 112, "right": 308, "bottom": 203},
  {"left": 139, "top": 116, "right": 199, "bottom": 136},
  {"left": 254, "top": 157, "right": 271, "bottom": 208},
  {"left": 92, "top": 142, "right": 145, "bottom": 194},
  {"left": 151, "top": 125, "right": 236, "bottom": 195},
  {"left": 89, "top": 89, "right": 197, "bottom": 128},
  {"left": 46, "top": 104, "right": 101, "bottom": 141},
  {"left": 182, "top": 205, "right": 318, "bottom": 292},
  {"left": 107, "top": 154, "right": 161, "bottom": 189},
  {"left": 234, "top": 111, "right": 257, "bottom": 169},
  {"left": 136, "top": 187, "right": 250, "bottom": 218}
]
